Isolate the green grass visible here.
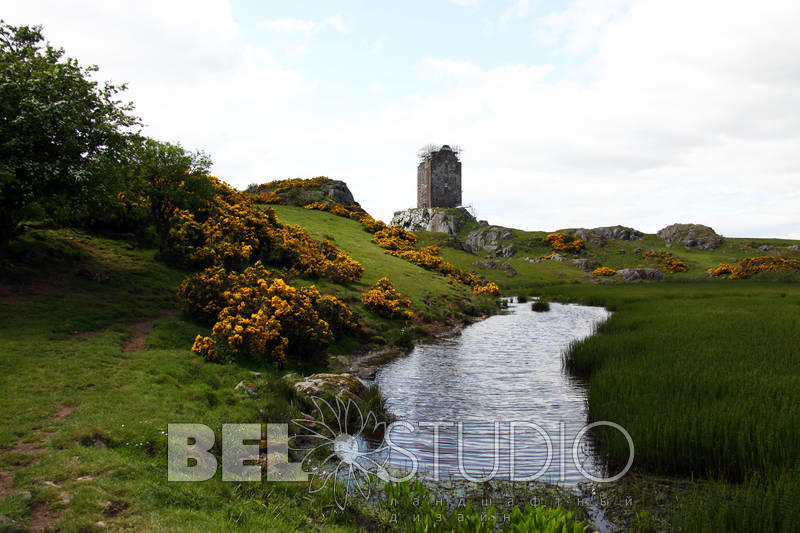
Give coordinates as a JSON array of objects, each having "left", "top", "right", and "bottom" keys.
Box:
[
  {"left": 268, "top": 205, "right": 494, "bottom": 332},
  {"left": 537, "top": 281, "right": 800, "bottom": 531},
  {"left": 0, "top": 228, "right": 378, "bottom": 531}
]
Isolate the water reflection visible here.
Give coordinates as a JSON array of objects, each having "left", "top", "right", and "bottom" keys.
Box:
[{"left": 375, "top": 300, "right": 610, "bottom": 484}]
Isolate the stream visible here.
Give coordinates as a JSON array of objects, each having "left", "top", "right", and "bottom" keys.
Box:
[{"left": 374, "top": 300, "right": 611, "bottom": 484}]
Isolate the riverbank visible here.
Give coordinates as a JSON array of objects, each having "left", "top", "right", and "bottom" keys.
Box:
[{"left": 537, "top": 281, "right": 800, "bottom": 531}]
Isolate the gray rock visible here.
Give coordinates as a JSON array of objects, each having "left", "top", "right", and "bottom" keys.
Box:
[
  {"left": 290, "top": 373, "right": 365, "bottom": 401},
  {"left": 657, "top": 223, "right": 723, "bottom": 250},
  {"left": 357, "top": 367, "right": 376, "bottom": 380},
  {"left": 788, "top": 245, "right": 800, "bottom": 252},
  {"left": 463, "top": 226, "right": 515, "bottom": 255},
  {"left": 498, "top": 245, "right": 516, "bottom": 258},
  {"left": 573, "top": 259, "right": 601, "bottom": 271},
  {"left": 567, "top": 225, "right": 644, "bottom": 242},
  {"left": 391, "top": 207, "right": 475, "bottom": 235},
  {"left": 617, "top": 268, "right": 663, "bottom": 283}
]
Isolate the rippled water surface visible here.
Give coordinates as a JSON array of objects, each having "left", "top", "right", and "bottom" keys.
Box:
[{"left": 375, "top": 301, "right": 610, "bottom": 484}]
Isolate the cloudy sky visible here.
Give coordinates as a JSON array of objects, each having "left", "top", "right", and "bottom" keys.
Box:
[{"left": 5, "top": 0, "right": 800, "bottom": 237}]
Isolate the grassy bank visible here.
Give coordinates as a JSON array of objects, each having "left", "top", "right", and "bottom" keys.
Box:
[{"left": 537, "top": 281, "right": 800, "bottom": 531}]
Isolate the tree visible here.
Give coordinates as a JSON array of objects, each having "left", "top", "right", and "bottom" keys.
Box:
[
  {"left": 127, "top": 138, "right": 215, "bottom": 251},
  {"left": 0, "top": 21, "right": 139, "bottom": 261}
]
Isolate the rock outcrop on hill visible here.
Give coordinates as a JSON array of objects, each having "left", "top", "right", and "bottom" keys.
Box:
[
  {"left": 563, "top": 226, "right": 644, "bottom": 247},
  {"left": 247, "top": 178, "right": 355, "bottom": 206},
  {"left": 657, "top": 223, "right": 723, "bottom": 250},
  {"left": 463, "top": 226, "right": 516, "bottom": 257},
  {"left": 390, "top": 207, "right": 474, "bottom": 235},
  {"left": 617, "top": 268, "right": 664, "bottom": 283}
]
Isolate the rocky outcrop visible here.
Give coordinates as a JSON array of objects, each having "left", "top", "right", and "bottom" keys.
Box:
[
  {"left": 390, "top": 207, "right": 475, "bottom": 235},
  {"left": 564, "top": 226, "right": 644, "bottom": 247},
  {"left": 286, "top": 373, "right": 365, "bottom": 401},
  {"left": 617, "top": 268, "right": 663, "bottom": 283},
  {"left": 788, "top": 245, "right": 800, "bottom": 252},
  {"left": 657, "top": 223, "right": 723, "bottom": 250},
  {"left": 248, "top": 178, "right": 356, "bottom": 206},
  {"left": 463, "top": 226, "right": 515, "bottom": 256},
  {"left": 573, "top": 259, "right": 601, "bottom": 271},
  {"left": 472, "top": 260, "right": 517, "bottom": 276}
]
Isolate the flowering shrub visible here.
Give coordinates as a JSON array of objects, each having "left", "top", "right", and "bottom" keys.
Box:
[
  {"left": 162, "top": 181, "right": 363, "bottom": 282},
  {"left": 371, "top": 226, "right": 418, "bottom": 251},
  {"left": 543, "top": 232, "right": 585, "bottom": 253},
  {"left": 184, "top": 262, "right": 358, "bottom": 365},
  {"left": 592, "top": 266, "right": 617, "bottom": 276},
  {"left": 706, "top": 256, "right": 800, "bottom": 279},
  {"left": 643, "top": 250, "right": 689, "bottom": 274},
  {"left": 473, "top": 282, "right": 501, "bottom": 296},
  {"left": 361, "top": 277, "right": 414, "bottom": 320}
]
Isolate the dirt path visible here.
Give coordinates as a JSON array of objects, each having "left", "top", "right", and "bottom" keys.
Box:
[{"left": 122, "top": 310, "right": 177, "bottom": 353}]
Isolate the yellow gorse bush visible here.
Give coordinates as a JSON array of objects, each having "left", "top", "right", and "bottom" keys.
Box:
[
  {"left": 543, "top": 232, "right": 585, "bottom": 253},
  {"left": 706, "top": 256, "right": 800, "bottom": 280},
  {"left": 183, "top": 262, "right": 358, "bottom": 365},
  {"left": 592, "top": 266, "right": 617, "bottom": 276},
  {"left": 642, "top": 250, "right": 689, "bottom": 274},
  {"left": 361, "top": 277, "right": 414, "bottom": 320},
  {"left": 165, "top": 182, "right": 363, "bottom": 283}
]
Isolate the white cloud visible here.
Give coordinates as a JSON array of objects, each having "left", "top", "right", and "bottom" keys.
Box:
[
  {"left": 260, "top": 14, "right": 347, "bottom": 35},
  {"left": 5, "top": 0, "right": 800, "bottom": 238},
  {"left": 450, "top": 0, "right": 481, "bottom": 6}
]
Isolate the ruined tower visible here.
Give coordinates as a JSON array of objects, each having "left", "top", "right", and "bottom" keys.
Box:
[{"left": 417, "top": 145, "right": 462, "bottom": 208}]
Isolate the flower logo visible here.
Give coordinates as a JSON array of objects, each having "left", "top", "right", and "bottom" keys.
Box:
[{"left": 290, "top": 396, "right": 390, "bottom": 510}]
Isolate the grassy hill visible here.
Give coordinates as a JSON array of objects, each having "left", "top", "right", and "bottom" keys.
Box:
[{"left": 417, "top": 226, "right": 800, "bottom": 292}]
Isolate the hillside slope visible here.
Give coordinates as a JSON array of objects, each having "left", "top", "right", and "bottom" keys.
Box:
[{"left": 415, "top": 225, "right": 800, "bottom": 292}]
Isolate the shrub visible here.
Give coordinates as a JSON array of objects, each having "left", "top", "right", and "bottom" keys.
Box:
[
  {"left": 361, "top": 277, "right": 414, "bottom": 319},
  {"left": 592, "top": 266, "right": 617, "bottom": 276},
  {"left": 543, "top": 232, "right": 585, "bottom": 253},
  {"left": 473, "top": 282, "right": 501, "bottom": 296},
  {"left": 532, "top": 300, "right": 551, "bottom": 312},
  {"left": 183, "top": 262, "right": 358, "bottom": 366},
  {"left": 371, "top": 226, "right": 417, "bottom": 251},
  {"left": 707, "top": 256, "right": 800, "bottom": 280},
  {"left": 643, "top": 250, "right": 689, "bottom": 274}
]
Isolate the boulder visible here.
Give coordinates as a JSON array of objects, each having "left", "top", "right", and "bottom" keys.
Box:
[
  {"left": 390, "top": 207, "right": 475, "bottom": 235},
  {"left": 788, "top": 245, "right": 800, "bottom": 252},
  {"left": 463, "top": 226, "right": 515, "bottom": 256},
  {"left": 573, "top": 259, "right": 601, "bottom": 271},
  {"left": 657, "top": 223, "right": 723, "bottom": 250},
  {"left": 289, "top": 373, "right": 365, "bottom": 401},
  {"left": 617, "top": 268, "right": 663, "bottom": 283},
  {"left": 357, "top": 367, "right": 377, "bottom": 380}
]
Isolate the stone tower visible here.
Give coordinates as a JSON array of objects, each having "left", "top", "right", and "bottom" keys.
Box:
[{"left": 417, "top": 145, "right": 462, "bottom": 208}]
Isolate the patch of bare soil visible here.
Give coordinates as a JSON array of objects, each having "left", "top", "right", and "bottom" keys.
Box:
[
  {"left": 122, "top": 310, "right": 177, "bottom": 353},
  {"left": 29, "top": 502, "right": 60, "bottom": 532},
  {"left": 0, "top": 406, "right": 76, "bottom": 530}
]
